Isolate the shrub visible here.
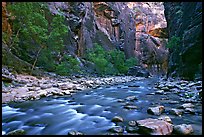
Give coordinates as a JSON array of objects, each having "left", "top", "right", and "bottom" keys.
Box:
[
  {"left": 125, "top": 57, "right": 138, "bottom": 68},
  {"left": 55, "top": 55, "right": 80, "bottom": 75},
  {"left": 86, "top": 43, "right": 138, "bottom": 75},
  {"left": 166, "top": 36, "right": 181, "bottom": 49}
]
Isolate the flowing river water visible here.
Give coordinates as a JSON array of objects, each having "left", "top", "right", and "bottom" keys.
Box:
[{"left": 2, "top": 77, "right": 202, "bottom": 135}]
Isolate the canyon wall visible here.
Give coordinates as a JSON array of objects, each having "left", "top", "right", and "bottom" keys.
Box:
[
  {"left": 128, "top": 2, "right": 168, "bottom": 75},
  {"left": 2, "top": 2, "right": 169, "bottom": 76},
  {"left": 47, "top": 2, "right": 136, "bottom": 58},
  {"left": 48, "top": 2, "right": 168, "bottom": 74},
  {"left": 164, "top": 2, "right": 202, "bottom": 80}
]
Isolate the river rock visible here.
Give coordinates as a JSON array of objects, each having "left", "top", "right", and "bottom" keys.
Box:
[
  {"left": 169, "top": 108, "right": 184, "bottom": 116},
  {"left": 136, "top": 118, "right": 173, "bottom": 135},
  {"left": 68, "top": 130, "right": 84, "bottom": 135},
  {"left": 126, "top": 126, "right": 139, "bottom": 133},
  {"left": 158, "top": 115, "right": 172, "bottom": 124},
  {"left": 124, "top": 105, "right": 138, "bottom": 110},
  {"left": 2, "top": 93, "right": 15, "bottom": 103},
  {"left": 117, "top": 99, "right": 125, "bottom": 102},
  {"left": 166, "top": 83, "right": 176, "bottom": 89},
  {"left": 109, "top": 126, "right": 124, "bottom": 133},
  {"left": 125, "top": 95, "right": 138, "bottom": 101},
  {"left": 61, "top": 90, "right": 71, "bottom": 95},
  {"left": 155, "top": 90, "right": 164, "bottom": 95},
  {"left": 58, "top": 82, "right": 76, "bottom": 90},
  {"left": 160, "top": 86, "right": 169, "bottom": 91},
  {"left": 111, "top": 116, "right": 124, "bottom": 122},
  {"left": 128, "top": 120, "right": 137, "bottom": 127},
  {"left": 37, "top": 90, "right": 48, "bottom": 97},
  {"left": 179, "top": 103, "right": 194, "bottom": 109},
  {"left": 128, "top": 84, "right": 140, "bottom": 87},
  {"left": 40, "top": 84, "right": 52, "bottom": 89},
  {"left": 85, "top": 80, "right": 94, "bottom": 87},
  {"left": 12, "top": 87, "right": 29, "bottom": 94},
  {"left": 173, "top": 124, "right": 193, "bottom": 135},
  {"left": 180, "top": 98, "right": 198, "bottom": 103},
  {"left": 147, "top": 106, "right": 165, "bottom": 115},
  {"left": 7, "top": 129, "right": 26, "bottom": 135},
  {"left": 184, "top": 108, "right": 195, "bottom": 114}
]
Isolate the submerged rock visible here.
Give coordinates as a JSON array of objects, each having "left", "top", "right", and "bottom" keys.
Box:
[
  {"left": 126, "top": 126, "right": 139, "bottom": 133},
  {"left": 109, "top": 126, "right": 124, "bottom": 133},
  {"left": 169, "top": 108, "right": 184, "bottom": 116},
  {"left": 124, "top": 105, "right": 138, "bottom": 110},
  {"left": 128, "top": 120, "right": 137, "bottom": 127},
  {"left": 68, "top": 130, "right": 84, "bottom": 135},
  {"left": 7, "top": 129, "right": 26, "bottom": 135}
]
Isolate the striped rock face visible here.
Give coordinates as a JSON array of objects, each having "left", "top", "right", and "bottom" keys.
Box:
[{"left": 136, "top": 118, "right": 173, "bottom": 135}]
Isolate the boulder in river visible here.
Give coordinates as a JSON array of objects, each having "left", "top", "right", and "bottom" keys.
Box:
[
  {"left": 173, "top": 124, "right": 193, "bottom": 135},
  {"left": 136, "top": 118, "right": 173, "bottom": 135},
  {"left": 147, "top": 105, "right": 165, "bottom": 115},
  {"left": 111, "top": 116, "right": 124, "bottom": 123}
]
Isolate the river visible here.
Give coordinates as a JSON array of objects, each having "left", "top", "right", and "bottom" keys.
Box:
[{"left": 2, "top": 77, "right": 202, "bottom": 135}]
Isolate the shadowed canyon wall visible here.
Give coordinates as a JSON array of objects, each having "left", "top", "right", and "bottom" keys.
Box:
[{"left": 164, "top": 2, "right": 202, "bottom": 80}]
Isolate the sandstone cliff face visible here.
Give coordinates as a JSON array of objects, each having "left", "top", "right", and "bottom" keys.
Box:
[
  {"left": 164, "top": 2, "right": 202, "bottom": 80},
  {"left": 128, "top": 2, "right": 168, "bottom": 75},
  {"left": 3, "top": 2, "right": 169, "bottom": 76},
  {"left": 47, "top": 2, "right": 136, "bottom": 58},
  {"left": 47, "top": 2, "right": 169, "bottom": 71},
  {"left": 2, "top": 2, "right": 12, "bottom": 43}
]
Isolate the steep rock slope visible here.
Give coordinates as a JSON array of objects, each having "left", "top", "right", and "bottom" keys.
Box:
[
  {"left": 128, "top": 2, "right": 168, "bottom": 75},
  {"left": 164, "top": 2, "right": 202, "bottom": 80},
  {"left": 48, "top": 2, "right": 136, "bottom": 58}
]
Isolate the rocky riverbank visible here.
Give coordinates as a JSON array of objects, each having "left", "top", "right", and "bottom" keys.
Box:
[
  {"left": 2, "top": 66, "right": 202, "bottom": 105},
  {"left": 2, "top": 67, "right": 145, "bottom": 104}
]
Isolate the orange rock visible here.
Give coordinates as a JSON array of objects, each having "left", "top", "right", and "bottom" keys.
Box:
[
  {"left": 137, "top": 118, "right": 173, "bottom": 135},
  {"left": 2, "top": 2, "right": 12, "bottom": 41}
]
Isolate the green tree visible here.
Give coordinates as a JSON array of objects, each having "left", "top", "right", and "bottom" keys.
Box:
[
  {"left": 55, "top": 55, "right": 80, "bottom": 75},
  {"left": 86, "top": 43, "right": 138, "bottom": 75},
  {"left": 7, "top": 2, "right": 77, "bottom": 75}
]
